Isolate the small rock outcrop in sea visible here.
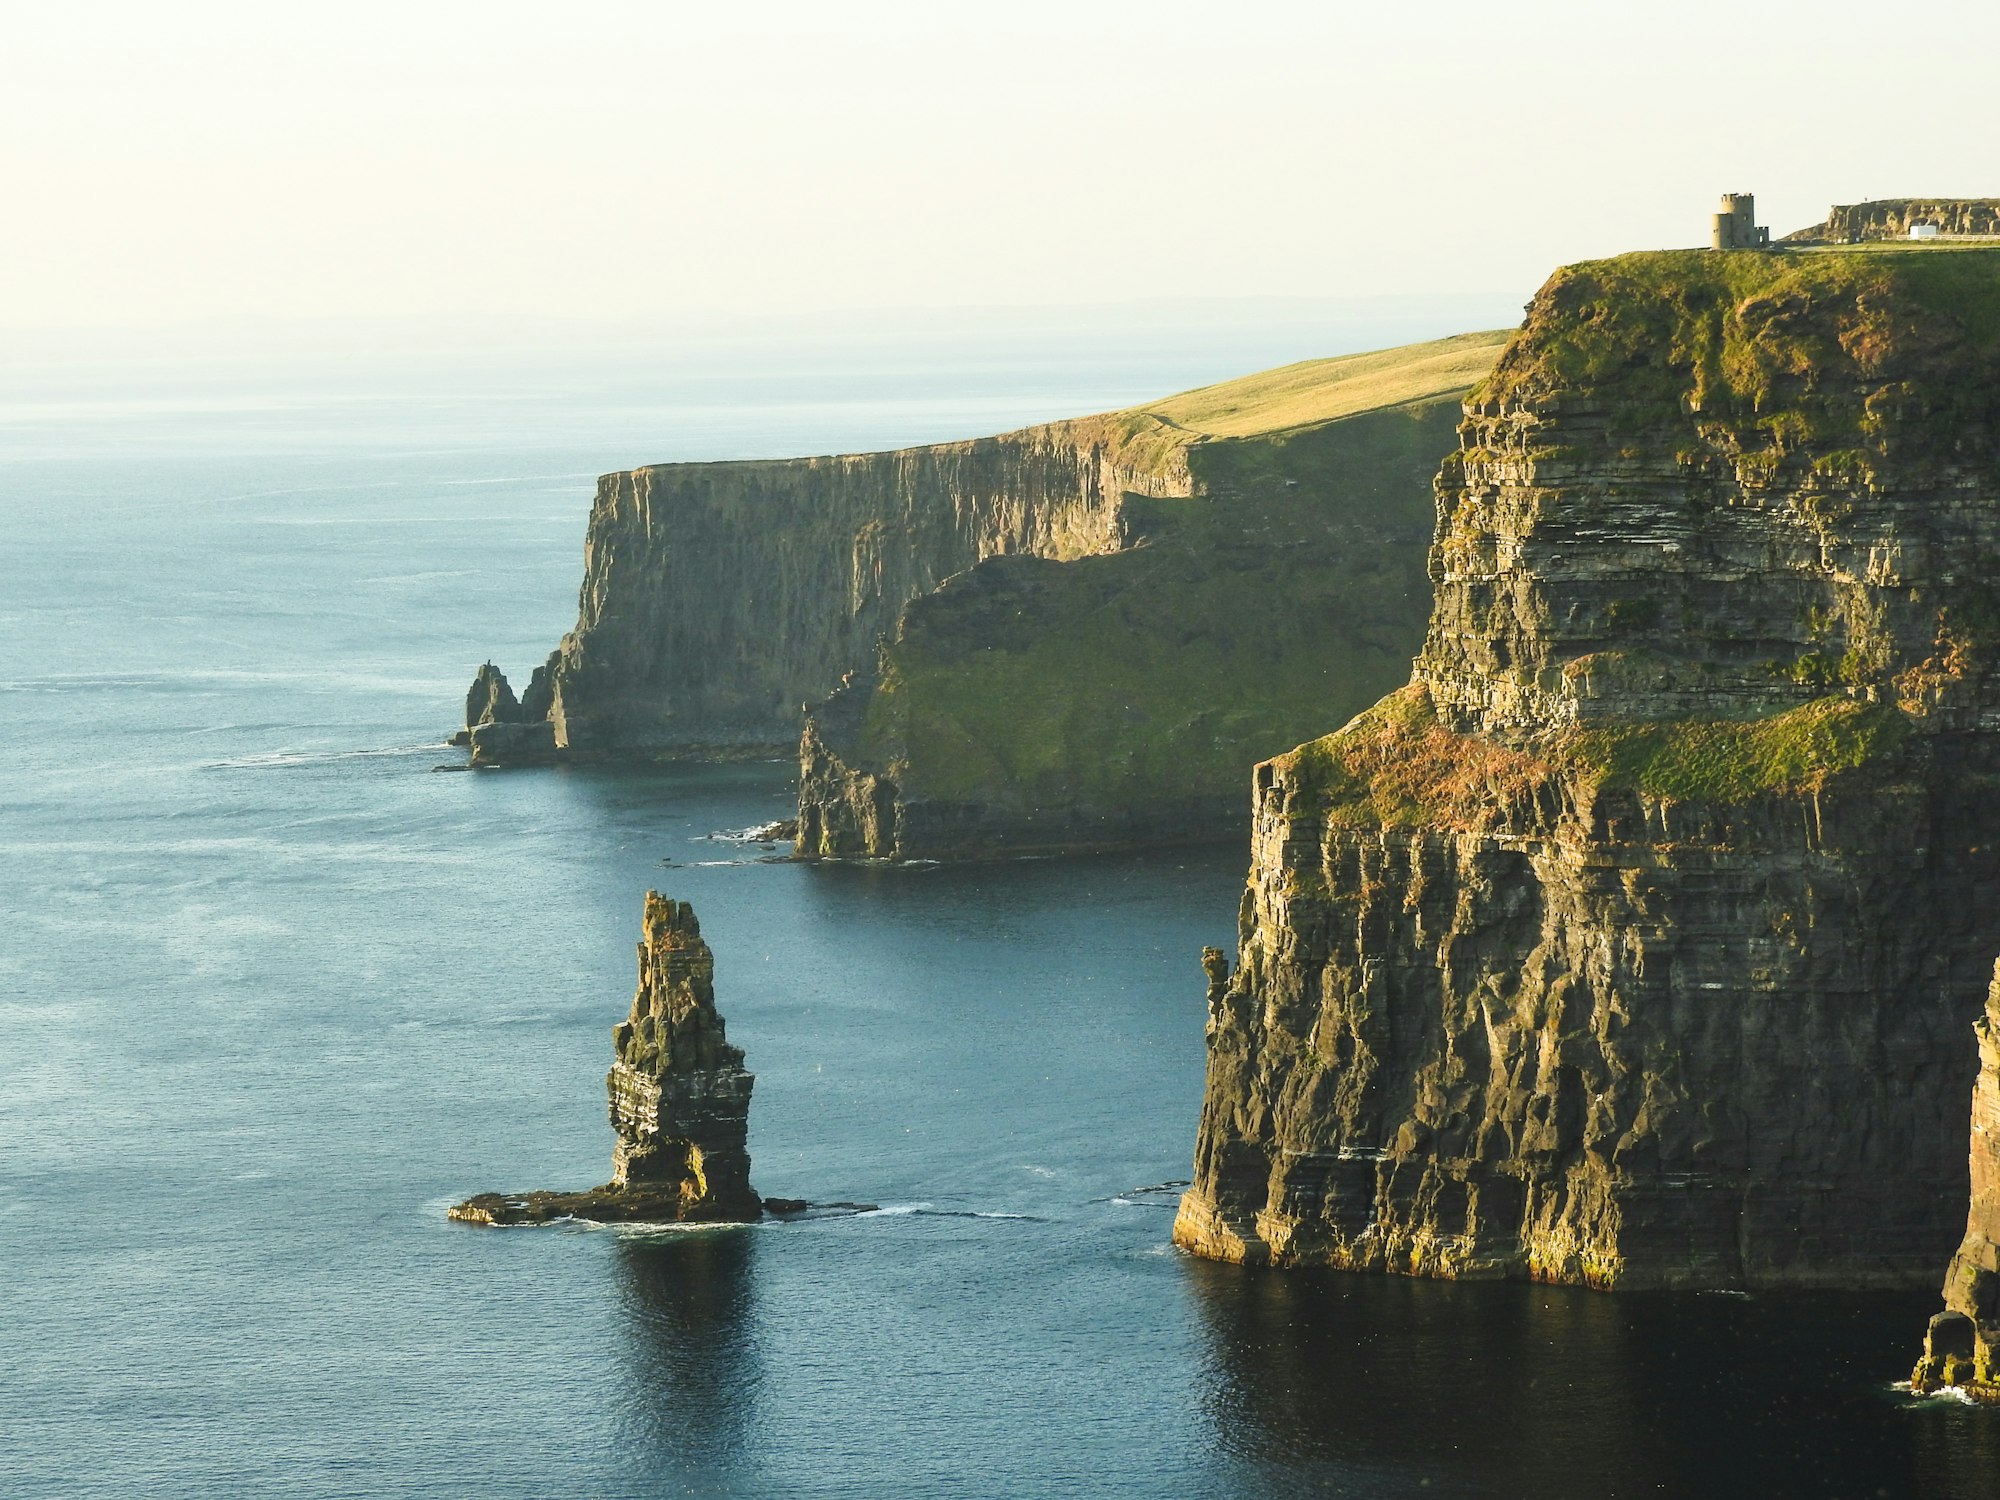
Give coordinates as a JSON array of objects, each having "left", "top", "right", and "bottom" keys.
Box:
[
  {"left": 450, "top": 892, "right": 763, "bottom": 1225},
  {"left": 1177, "top": 243, "right": 2000, "bottom": 1290},
  {"left": 1913, "top": 962, "right": 2000, "bottom": 1401},
  {"left": 455, "top": 660, "right": 557, "bottom": 764}
]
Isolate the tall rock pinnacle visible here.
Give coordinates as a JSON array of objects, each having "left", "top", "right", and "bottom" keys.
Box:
[
  {"left": 604, "top": 894, "right": 760, "bottom": 1218},
  {"left": 450, "top": 892, "right": 761, "bottom": 1225}
]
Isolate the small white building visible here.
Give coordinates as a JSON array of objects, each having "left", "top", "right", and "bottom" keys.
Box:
[{"left": 1910, "top": 223, "right": 1942, "bottom": 240}]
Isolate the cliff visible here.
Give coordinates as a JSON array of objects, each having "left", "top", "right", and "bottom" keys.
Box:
[
  {"left": 793, "top": 335, "right": 1506, "bottom": 857},
  {"left": 451, "top": 892, "right": 763, "bottom": 1225},
  {"left": 1177, "top": 246, "right": 2000, "bottom": 1290},
  {"left": 462, "top": 332, "right": 1503, "bottom": 767},
  {"left": 1913, "top": 961, "right": 2000, "bottom": 1399},
  {"left": 471, "top": 412, "right": 1195, "bottom": 762},
  {"left": 1785, "top": 198, "right": 2000, "bottom": 243}
]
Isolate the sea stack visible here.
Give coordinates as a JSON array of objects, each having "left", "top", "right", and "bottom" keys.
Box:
[
  {"left": 1913, "top": 963, "right": 2000, "bottom": 1401},
  {"left": 450, "top": 892, "right": 762, "bottom": 1225}
]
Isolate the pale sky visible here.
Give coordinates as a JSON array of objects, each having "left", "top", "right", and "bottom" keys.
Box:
[{"left": 6, "top": 0, "right": 1996, "bottom": 334}]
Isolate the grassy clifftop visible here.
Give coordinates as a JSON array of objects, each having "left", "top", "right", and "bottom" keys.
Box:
[
  {"left": 1480, "top": 247, "right": 2000, "bottom": 449},
  {"left": 1139, "top": 329, "right": 1511, "bottom": 438},
  {"left": 1036, "top": 329, "right": 1512, "bottom": 479},
  {"left": 1272, "top": 246, "right": 2000, "bottom": 835},
  {"left": 1280, "top": 685, "right": 1914, "bottom": 836}
]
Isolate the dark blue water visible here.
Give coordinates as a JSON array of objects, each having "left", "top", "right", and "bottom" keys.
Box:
[{"left": 4, "top": 335, "right": 1997, "bottom": 1498}]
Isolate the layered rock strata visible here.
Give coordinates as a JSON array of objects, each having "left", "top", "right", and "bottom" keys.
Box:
[
  {"left": 470, "top": 419, "right": 1192, "bottom": 761},
  {"left": 456, "top": 661, "right": 556, "bottom": 764},
  {"left": 1177, "top": 246, "right": 2000, "bottom": 1289},
  {"left": 1912, "top": 962, "right": 2000, "bottom": 1400},
  {"left": 451, "top": 892, "right": 763, "bottom": 1225}
]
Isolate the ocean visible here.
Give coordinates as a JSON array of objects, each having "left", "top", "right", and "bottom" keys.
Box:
[{"left": 3, "top": 313, "right": 1995, "bottom": 1498}]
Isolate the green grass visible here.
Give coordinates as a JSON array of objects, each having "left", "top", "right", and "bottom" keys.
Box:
[
  {"left": 855, "top": 399, "right": 1461, "bottom": 810},
  {"left": 866, "top": 550, "right": 1423, "bottom": 807},
  {"left": 1562, "top": 697, "right": 1911, "bottom": 801},
  {"left": 1139, "top": 330, "right": 1511, "bottom": 438},
  {"left": 1477, "top": 246, "right": 2000, "bottom": 452},
  {"left": 1279, "top": 687, "right": 1914, "bottom": 828}
]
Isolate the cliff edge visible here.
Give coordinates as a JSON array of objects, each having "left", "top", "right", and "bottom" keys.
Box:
[{"left": 1177, "top": 245, "right": 2000, "bottom": 1289}]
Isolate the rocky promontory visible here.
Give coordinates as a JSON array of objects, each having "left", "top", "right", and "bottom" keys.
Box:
[
  {"left": 451, "top": 892, "right": 764, "bottom": 1225},
  {"left": 795, "top": 334, "right": 1506, "bottom": 859},
  {"left": 1177, "top": 245, "right": 2000, "bottom": 1289}
]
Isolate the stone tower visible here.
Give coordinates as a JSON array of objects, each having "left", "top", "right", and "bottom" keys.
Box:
[{"left": 1711, "top": 192, "right": 1771, "bottom": 250}]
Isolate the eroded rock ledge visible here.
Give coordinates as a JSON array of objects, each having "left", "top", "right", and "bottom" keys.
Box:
[
  {"left": 451, "top": 892, "right": 764, "bottom": 1225},
  {"left": 1177, "top": 246, "right": 2000, "bottom": 1290}
]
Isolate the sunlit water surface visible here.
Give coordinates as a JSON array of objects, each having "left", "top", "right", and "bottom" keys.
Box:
[{"left": 4, "top": 335, "right": 1997, "bottom": 1498}]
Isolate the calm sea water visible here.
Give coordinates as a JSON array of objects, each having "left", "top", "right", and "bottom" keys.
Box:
[{"left": 3, "top": 328, "right": 1997, "bottom": 1498}]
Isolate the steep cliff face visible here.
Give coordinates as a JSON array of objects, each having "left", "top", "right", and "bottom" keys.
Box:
[
  {"left": 1177, "top": 246, "right": 2000, "bottom": 1290},
  {"left": 450, "top": 891, "right": 761, "bottom": 1225},
  {"left": 526, "top": 418, "right": 1190, "bottom": 757},
  {"left": 795, "top": 390, "right": 1472, "bottom": 859},
  {"left": 1913, "top": 961, "right": 2000, "bottom": 1399}
]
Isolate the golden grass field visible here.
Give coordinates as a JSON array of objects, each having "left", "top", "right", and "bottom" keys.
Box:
[{"left": 1135, "top": 328, "right": 1511, "bottom": 438}]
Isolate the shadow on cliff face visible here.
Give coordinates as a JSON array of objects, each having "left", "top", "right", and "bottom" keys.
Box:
[
  {"left": 1183, "top": 1262, "right": 2000, "bottom": 1500},
  {"left": 610, "top": 1232, "right": 761, "bottom": 1478}
]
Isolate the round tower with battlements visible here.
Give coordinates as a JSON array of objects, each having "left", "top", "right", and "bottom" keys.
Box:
[{"left": 1711, "top": 191, "right": 1771, "bottom": 250}]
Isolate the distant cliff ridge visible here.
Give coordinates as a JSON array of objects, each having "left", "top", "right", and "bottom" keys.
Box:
[
  {"left": 1178, "top": 247, "right": 2000, "bottom": 1289},
  {"left": 1784, "top": 198, "right": 2000, "bottom": 243},
  {"left": 533, "top": 421, "right": 1191, "bottom": 757},
  {"left": 468, "top": 334, "right": 1503, "bottom": 766}
]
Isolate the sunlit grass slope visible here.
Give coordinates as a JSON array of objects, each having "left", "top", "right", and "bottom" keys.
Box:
[{"left": 1138, "top": 328, "right": 1512, "bottom": 438}]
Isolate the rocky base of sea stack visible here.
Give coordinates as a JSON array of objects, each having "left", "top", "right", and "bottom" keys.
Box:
[
  {"left": 449, "top": 1185, "right": 753, "bottom": 1226},
  {"left": 1912, "top": 1312, "right": 2000, "bottom": 1403},
  {"left": 448, "top": 1188, "right": 864, "bottom": 1226}
]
